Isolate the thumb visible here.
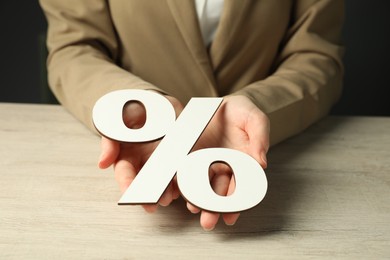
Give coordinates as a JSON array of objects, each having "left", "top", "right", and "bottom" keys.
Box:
[{"left": 246, "top": 111, "right": 270, "bottom": 169}]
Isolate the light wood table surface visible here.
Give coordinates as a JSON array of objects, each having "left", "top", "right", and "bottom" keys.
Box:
[{"left": 0, "top": 103, "right": 389, "bottom": 259}]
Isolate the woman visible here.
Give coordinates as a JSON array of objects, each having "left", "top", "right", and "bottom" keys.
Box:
[{"left": 40, "top": 0, "right": 344, "bottom": 231}]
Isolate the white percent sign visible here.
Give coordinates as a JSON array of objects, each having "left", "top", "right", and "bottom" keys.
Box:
[{"left": 92, "top": 90, "right": 267, "bottom": 213}]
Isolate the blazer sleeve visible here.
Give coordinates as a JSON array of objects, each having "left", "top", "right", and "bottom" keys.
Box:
[
  {"left": 39, "top": 0, "right": 162, "bottom": 131},
  {"left": 235, "top": 0, "right": 344, "bottom": 146}
]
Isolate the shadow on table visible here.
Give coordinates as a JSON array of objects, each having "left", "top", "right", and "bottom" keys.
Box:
[{"left": 153, "top": 117, "right": 349, "bottom": 237}]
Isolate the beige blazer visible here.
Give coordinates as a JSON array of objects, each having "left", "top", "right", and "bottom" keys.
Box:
[{"left": 40, "top": 0, "right": 344, "bottom": 145}]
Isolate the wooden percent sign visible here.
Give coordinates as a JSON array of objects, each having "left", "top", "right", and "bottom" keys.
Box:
[{"left": 92, "top": 90, "right": 267, "bottom": 213}]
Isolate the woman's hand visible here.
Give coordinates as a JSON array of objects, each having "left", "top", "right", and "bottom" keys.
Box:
[
  {"left": 98, "top": 94, "right": 184, "bottom": 212},
  {"left": 188, "top": 95, "right": 270, "bottom": 230}
]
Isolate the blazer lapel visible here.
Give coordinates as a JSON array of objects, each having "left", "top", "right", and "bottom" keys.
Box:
[
  {"left": 166, "top": 0, "right": 217, "bottom": 92},
  {"left": 209, "top": 0, "right": 252, "bottom": 70}
]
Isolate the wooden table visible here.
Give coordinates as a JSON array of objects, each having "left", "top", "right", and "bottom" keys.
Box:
[{"left": 0, "top": 103, "right": 389, "bottom": 259}]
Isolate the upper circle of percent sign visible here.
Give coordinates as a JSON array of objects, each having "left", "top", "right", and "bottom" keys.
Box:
[{"left": 92, "top": 89, "right": 268, "bottom": 213}]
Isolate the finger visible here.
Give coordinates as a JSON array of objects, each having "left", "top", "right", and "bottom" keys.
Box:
[
  {"left": 260, "top": 150, "right": 268, "bottom": 169},
  {"left": 187, "top": 202, "right": 201, "bottom": 214},
  {"left": 200, "top": 211, "right": 220, "bottom": 231},
  {"left": 142, "top": 204, "right": 158, "bottom": 213},
  {"left": 99, "top": 137, "right": 120, "bottom": 169},
  {"left": 158, "top": 182, "right": 173, "bottom": 207},
  {"left": 158, "top": 176, "right": 183, "bottom": 206},
  {"left": 223, "top": 213, "right": 240, "bottom": 226},
  {"left": 114, "top": 159, "right": 137, "bottom": 194},
  {"left": 222, "top": 177, "right": 240, "bottom": 225},
  {"left": 114, "top": 159, "right": 158, "bottom": 213},
  {"left": 172, "top": 176, "right": 181, "bottom": 200},
  {"left": 198, "top": 163, "right": 232, "bottom": 230},
  {"left": 210, "top": 163, "right": 232, "bottom": 196},
  {"left": 247, "top": 112, "right": 270, "bottom": 169},
  {"left": 210, "top": 163, "right": 240, "bottom": 226},
  {"left": 122, "top": 100, "right": 146, "bottom": 129},
  {"left": 186, "top": 163, "right": 231, "bottom": 215}
]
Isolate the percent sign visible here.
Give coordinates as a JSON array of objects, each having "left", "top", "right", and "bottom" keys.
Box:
[{"left": 92, "top": 90, "right": 267, "bottom": 213}]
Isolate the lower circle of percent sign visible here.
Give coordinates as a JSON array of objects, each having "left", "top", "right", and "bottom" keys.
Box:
[{"left": 92, "top": 89, "right": 267, "bottom": 213}]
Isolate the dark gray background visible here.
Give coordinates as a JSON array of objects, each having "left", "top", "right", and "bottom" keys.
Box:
[{"left": 1, "top": 1, "right": 389, "bottom": 116}]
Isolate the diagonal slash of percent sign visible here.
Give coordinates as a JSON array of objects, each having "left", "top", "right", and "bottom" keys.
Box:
[{"left": 93, "top": 89, "right": 267, "bottom": 213}]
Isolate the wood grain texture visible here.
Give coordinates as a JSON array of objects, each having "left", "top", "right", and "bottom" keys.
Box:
[{"left": 0, "top": 103, "right": 389, "bottom": 259}]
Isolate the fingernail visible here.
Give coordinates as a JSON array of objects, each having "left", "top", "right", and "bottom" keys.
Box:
[
  {"left": 226, "top": 220, "right": 237, "bottom": 226},
  {"left": 159, "top": 201, "right": 170, "bottom": 207},
  {"left": 203, "top": 226, "right": 215, "bottom": 232},
  {"left": 190, "top": 208, "right": 200, "bottom": 214},
  {"left": 261, "top": 153, "right": 267, "bottom": 168}
]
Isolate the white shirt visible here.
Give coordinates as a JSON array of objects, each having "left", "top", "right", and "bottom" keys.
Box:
[{"left": 194, "top": 0, "right": 225, "bottom": 46}]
